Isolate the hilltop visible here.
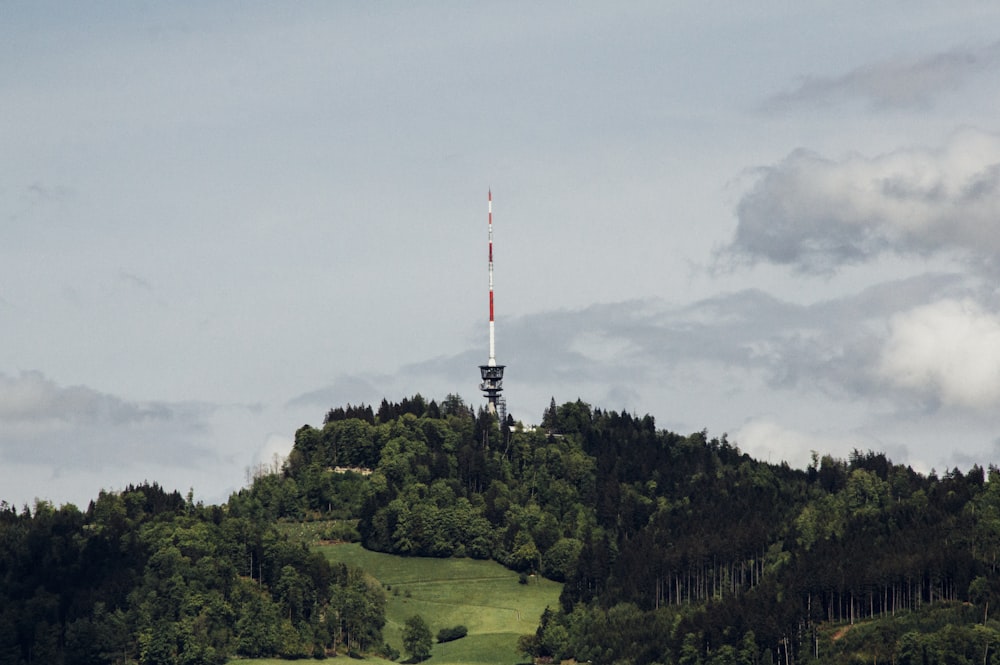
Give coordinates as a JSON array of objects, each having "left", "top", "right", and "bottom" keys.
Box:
[
  {"left": 237, "top": 394, "right": 1000, "bottom": 664},
  {"left": 2, "top": 394, "right": 1000, "bottom": 665}
]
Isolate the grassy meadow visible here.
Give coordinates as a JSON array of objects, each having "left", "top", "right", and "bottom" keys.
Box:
[{"left": 318, "top": 543, "right": 562, "bottom": 665}]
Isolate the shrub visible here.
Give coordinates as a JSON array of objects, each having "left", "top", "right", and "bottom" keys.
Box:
[
  {"left": 436, "top": 625, "right": 468, "bottom": 643},
  {"left": 379, "top": 642, "right": 400, "bottom": 661},
  {"left": 326, "top": 521, "right": 361, "bottom": 542}
]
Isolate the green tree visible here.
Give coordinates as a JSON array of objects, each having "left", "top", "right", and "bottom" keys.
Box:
[
  {"left": 508, "top": 530, "right": 541, "bottom": 572},
  {"left": 402, "top": 615, "right": 432, "bottom": 662},
  {"left": 970, "top": 576, "right": 994, "bottom": 624},
  {"left": 517, "top": 633, "right": 541, "bottom": 660},
  {"left": 680, "top": 632, "right": 703, "bottom": 665},
  {"left": 542, "top": 537, "right": 583, "bottom": 582}
]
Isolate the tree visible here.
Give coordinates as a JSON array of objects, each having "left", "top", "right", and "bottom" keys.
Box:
[
  {"left": 970, "top": 576, "right": 995, "bottom": 624},
  {"left": 542, "top": 397, "right": 557, "bottom": 429},
  {"left": 402, "top": 615, "right": 432, "bottom": 662},
  {"left": 441, "top": 393, "right": 470, "bottom": 418},
  {"left": 517, "top": 633, "right": 541, "bottom": 660},
  {"left": 542, "top": 537, "right": 583, "bottom": 582}
]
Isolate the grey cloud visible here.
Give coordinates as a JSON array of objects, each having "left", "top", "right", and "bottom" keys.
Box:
[
  {"left": 0, "top": 371, "right": 217, "bottom": 470},
  {"left": 724, "top": 151, "right": 892, "bottom": 273},
  {"left": 291, "top": 274, "right": 1000, "bottom": 479},
  {"left": 764, "top": 41, "right": 1000, "bottom": 110},
  {"left": 118, "top": 271, "right": 154, "bottom": 291},
  {"left": 25, "top": 181, "right": 73, "bottom": 205},
  {"left": 365, "top": 273, "right": 967, "bottom": 412},
  {"left": 721, "top": 131, "right": 1000, "bottom": 273},
  {"left": 0, "top": 371, "right": 172, "bottom": 424},
  {"left": 287, "top": 374, "right": 384, "bottom": 410},
  {"left": 7, "top": 181, "right": 74, "bottom": 224}
]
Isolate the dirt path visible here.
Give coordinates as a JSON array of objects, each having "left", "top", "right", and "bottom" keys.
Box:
[{"left": 831, "top": 625, "right": 853, "bottom": 641}]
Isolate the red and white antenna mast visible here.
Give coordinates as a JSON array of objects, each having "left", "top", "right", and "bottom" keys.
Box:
[
  {"left": 488, "top": 189, "right": 496, "bottom": 367},
  {"left": 479, "top": 189, "right": 505, "bottom": 415}
]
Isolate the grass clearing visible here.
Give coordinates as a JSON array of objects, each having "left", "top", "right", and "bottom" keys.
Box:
[{"left": 319, "top": 543, "right": 560, "bottom": 664}]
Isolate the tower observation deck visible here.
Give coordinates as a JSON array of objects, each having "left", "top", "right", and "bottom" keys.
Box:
[{"left": 480, "top": 363, "right": 505, "bottom": 415}]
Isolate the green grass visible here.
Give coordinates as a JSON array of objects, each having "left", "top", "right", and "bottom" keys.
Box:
[
  {"left": 227, "top": 656, "right": 396, "bottom": 665},
  {"left": 319, "top": 543, "right": 561, "bottom": 665}
]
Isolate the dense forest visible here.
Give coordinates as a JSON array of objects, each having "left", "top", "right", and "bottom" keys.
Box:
[
  {"left": 251, "top": 395, "right": 1000, "bottom": 664},
  {"left": 4, "top": 393, "right": 1000, "bottom": 664},
  {"left": 0, "top": 483, "right": 389, "bottom": 665}
]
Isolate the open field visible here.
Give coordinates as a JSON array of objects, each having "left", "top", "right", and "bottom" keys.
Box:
[{"left": 318, "top": 543, "right": 562, "bottom": 665}]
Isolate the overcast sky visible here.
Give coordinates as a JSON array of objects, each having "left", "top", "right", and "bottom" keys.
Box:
[{"left": 5, "top": 2, "right": 1000, "bottom": 509}]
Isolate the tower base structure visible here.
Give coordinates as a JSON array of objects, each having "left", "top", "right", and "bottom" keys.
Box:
[{"left": 479, "top": 364, "right": 505, "bottom": 415}]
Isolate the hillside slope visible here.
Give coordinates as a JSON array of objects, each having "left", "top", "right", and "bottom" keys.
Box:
[{"left": 239, "top": 395, "right": 1000, "bottom": 664}]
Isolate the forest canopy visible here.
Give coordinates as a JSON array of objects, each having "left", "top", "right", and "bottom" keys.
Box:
[
  {"left": 254, "top": 395, "right": 1000, "bottom": 665},
  {"left": 0, "top": 483, "right": 388, "bottom": 665},
  {"left": 3, "top": 394, "right": 1000, "bottom": 665}
]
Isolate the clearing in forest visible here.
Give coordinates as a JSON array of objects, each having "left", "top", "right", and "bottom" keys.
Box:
[{"left": 319, "top": 542, "right": 562, "bottom": 665}]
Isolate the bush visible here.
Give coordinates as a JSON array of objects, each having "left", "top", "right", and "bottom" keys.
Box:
[
  {"left": 436, "top": 625, "right": 468, "bottom": 643},
  {"left": 379, "top": 642, "right": 400, "bottom": 661},
  {"left": 326, "top": 521, "right": 361, "bottom": 542}
]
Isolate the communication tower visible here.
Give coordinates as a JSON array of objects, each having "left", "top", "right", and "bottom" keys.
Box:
[{"left": 479, "top": 190, "right": 505, "bottom": 415}]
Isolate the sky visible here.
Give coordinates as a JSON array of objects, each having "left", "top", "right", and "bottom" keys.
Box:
[{"left": 4, "top": 2, "right": 1000, "bottom": 508}]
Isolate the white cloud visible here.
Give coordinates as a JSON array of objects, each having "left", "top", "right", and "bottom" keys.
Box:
[
  {"left": 255, "top": 433, "right": 294, "bottom": 473},
  {"left": 733, "top": 417, "right": 919, "bottom": 471},
  {"left": 734, "top": 419, "right": 839, "bottom": 470},
  {"left": 877, "top": 298, "right": 1000, "bottom": 410},
  {"left": 724, "top": 130, "right": 1000, "bottom": 273}
]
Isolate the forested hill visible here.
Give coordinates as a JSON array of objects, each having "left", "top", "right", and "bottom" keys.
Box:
[
  {"left": 3, "top": 395, "right": 1000, "bottom": 665},
  {"left": 249, "top": 395, "right": 1000, "bottom": 665}
]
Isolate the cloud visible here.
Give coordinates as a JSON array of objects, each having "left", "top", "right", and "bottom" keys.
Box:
[
  {"left": 732, "top": 417, "right": 919, "bottom": 472},
  {"left": 0, "top": 371, "right": 216, "bottom": 470},
  {"left": 287, "top": 374, "right": 385, "bottom": 410},
  {"left": 721, "top": 130, "right": 1000, "bottom": 273},
  {"left": 877, "top": 298, "right": 1000, "bottom": 410},
  {"left": 117, "top": 271, "right": 154, "bottom": 292},
  {"left": 734, "top": 419, "right": 849, "bottom": 470},
  {"left": 295, "top": 273, "right": 964, "bottom": 418},
  {"left": 764, "top": 41, "right": 1000, "bottom": 110},
  {"left": 507, "top": 278, "right": 951, "bottom": 397},
  {"left": 0, "top": 371, "right": 173, "bottom": 425},
  {"left": 280, "top": 278, "right": 1000, "bottom": 480},
  {"left": 255, "top": 433, "right": 294, "bottom": 474}
]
